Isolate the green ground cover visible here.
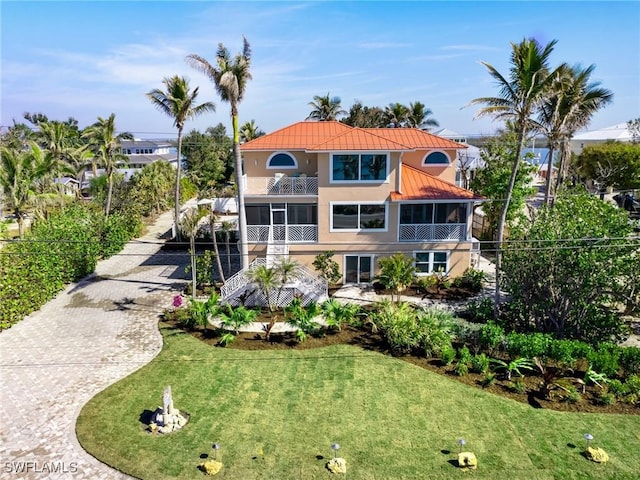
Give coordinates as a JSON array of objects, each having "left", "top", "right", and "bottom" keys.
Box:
[{"left": 77, "top": 323, "right": 640, "bottom": 479}]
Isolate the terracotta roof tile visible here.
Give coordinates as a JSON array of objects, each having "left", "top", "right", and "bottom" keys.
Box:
[
  {"left": 370, "top": 128, "right": 467, "bottom": 149},
  {"left": 391, "top": 164, "right": 482, "bottom": 201},
  {"left": 240, "top": 121, "right": 352, "bottom": 150},
  {"left": 307, "top": 128, "right": 409, "bottom": 151}
]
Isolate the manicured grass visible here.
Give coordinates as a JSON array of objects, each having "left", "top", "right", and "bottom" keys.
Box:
[{"left": 77, "top": 324, "right": 640, "bottom": 479}]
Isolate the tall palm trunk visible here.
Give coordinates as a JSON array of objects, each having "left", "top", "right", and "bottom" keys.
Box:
[
  {"left": 225, "top": 229, "right": 232, "bottom": 276},
  {"left": 174, "top": 127, "right": 183, "bottom": 241},
  {"left": 543, "top": 146, "right": 556, "bottom": 205},
  {"left": 209, "top": 215, "right": 226, "bottom": 283},
  {"left": 105, "top": 167, "right": 113, "bottom": 219},
  {"left": 232, "top": 113, "right": 249, "bottom": 270},
  {"left": 494, "top": 129, "right": 526, "bottom": 310}
]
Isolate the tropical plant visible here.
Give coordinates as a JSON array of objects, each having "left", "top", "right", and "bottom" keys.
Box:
[
  {"left": 452, "top": 267, "right": 486, "bottom": 292},
  {"left": 219, "top": 304, "right": 258, "bottom": 335},
  {"left": 406, "top": 101, "right": 439, "bottom": 130},
  {"left": 321, "top": 298, "right": 360, "bottom": 331},
  {"left": 490, "top": 357, "right": 534, "bottom": 381},
  {"left": 181, "top": 125, "right": 231, "bottom": 191},
  {"left": 273, "top": 257, "right": 301, "bottom": 306},
  {"left": 0, "top": 143, "right": 52, "bottom": 238},
  {"left": 471, "top": 353, "right": 491, "bottom": 374},
  {"left": 284, "top": 297, "right": 321, "bottom": 342},
  {"left": 187, "top": 37, "right": 253, "bottom": 269},
  {"left": 307, "top": 93, "right": 346, "bottom": 121},
  {"left": 82, "top": 114, "right": 133, "bottom": 218},
  {"left": 341, "top": 100, "right": 385, "bottom": 128},
  {"left": 537, "top": 63, "right": 613, "bottom": 204},
  {"left": 248, "top": 265, "right": 278, "bottom": 312},
  {"left": 376, "top": 253, "right": 416, "bottom": 303},
  {"left": 239, "top": 119, "right": 265, "bottom": 143},
  {"left": 469, "top": 38, "right": 563, "bottom": 307},
  {"left": 146, "top": 75, "right": 215, "bottom": 240},
  {"left": 383, "top": 102, "right": 409, "bottom": 127}
]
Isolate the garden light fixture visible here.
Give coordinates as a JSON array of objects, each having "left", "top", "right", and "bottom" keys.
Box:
[
  {"left": 584, "top": 433, "right": 593, "bottom": 450},
  {"left": 212, "top": 443, "right": 220, "bottom": 460},
  {"left": 457, "top": 438, "right": 467, "bottom": 453},
  {"left": 331, "top": 443, "right": 340, "bottom": 459}
]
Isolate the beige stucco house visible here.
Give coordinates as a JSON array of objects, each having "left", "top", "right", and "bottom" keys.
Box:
[{"left": 236, "top": 121, "right": 482, "bottom": 286}]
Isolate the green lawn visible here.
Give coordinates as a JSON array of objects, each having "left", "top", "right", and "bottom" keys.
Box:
[{"left": 77, "top": 324, "right": 640, "bottom": 479}]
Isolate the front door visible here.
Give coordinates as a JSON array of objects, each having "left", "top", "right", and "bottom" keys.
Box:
[
  {"left": 344, "top": 255, "right": 373, "bottom": 284},
  {"left": 270, "top": 204, "right": 286, "bottom": 242}
]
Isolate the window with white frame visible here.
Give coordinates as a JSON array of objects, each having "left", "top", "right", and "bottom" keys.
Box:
[
  {"left": 414, "top": 251, "right": 449, "bottom": 274},
  {"left": 267, "top": 152, "right": 297, "bottom": 169},
  {"left": 423, "top": 151, "right": 450, "bottom": 165},
  {"left": 331, "top": 153, "right": 388, "bottom": 181},
  {"left": 331, "top": 202, "right": 387, "bottom": 231}
]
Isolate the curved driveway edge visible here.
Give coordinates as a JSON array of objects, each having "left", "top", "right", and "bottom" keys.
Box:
[{"left": 0, "top": 210, "right": 188, "bottom": 479}]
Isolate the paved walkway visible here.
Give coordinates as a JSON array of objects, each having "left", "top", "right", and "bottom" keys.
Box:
[{"left": 0, "top": 210, "right": 188, "bottom": 479}]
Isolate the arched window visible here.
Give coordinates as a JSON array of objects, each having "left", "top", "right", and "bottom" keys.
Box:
[
  {"left": 423, "top": 151, "right": 450, "bottom": 165},
  {"left": 267, "top": 152, "right": 297, "bottom": 169}
]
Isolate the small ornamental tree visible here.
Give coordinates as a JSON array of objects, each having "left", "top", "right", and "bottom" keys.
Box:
[
  {"left": 376, "top": 253, "right": 416, "bottom": 303},
  {"left": 313, "top": 250, "right": 342, "bottom": 286}
]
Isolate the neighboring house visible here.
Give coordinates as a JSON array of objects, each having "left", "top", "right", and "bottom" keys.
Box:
[
  {"left": 81, "top": 139, "right": 178, "bottom": 192},
  {"left": 237, "top": 121, "right": 482, "bottom": 285},
  {"left": 52, "top": 177, "right": 80, "bottom": 196},
  {"left": 570, "top": 123, "right": 635, "bottom": 156},
  {"left": 433, "top": 128, "right": 484, "bottom": 188}
]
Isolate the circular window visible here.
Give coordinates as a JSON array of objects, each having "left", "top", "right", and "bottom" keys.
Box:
[{"left": 423, "top": 152, "right": 450, "bottom": 165}]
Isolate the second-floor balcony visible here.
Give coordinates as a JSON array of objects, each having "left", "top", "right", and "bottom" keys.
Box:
[
  {"left": 244, "top": 174, "right": 318, "bottom": 196},
  {"left": 399, "top": 223, "right": 467, "bottom": 242},
  {"left": 247, "top": 224, "right": 318, "bottom": 243}
]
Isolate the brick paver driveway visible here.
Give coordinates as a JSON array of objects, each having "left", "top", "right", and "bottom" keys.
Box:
[{"left": 0, "top": 211, "right": 188, "bottom": 479}]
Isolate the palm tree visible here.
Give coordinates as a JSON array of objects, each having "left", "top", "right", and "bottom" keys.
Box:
[
  {"left": 180, "top": 207, "right": 207, "bottom": 299},
  {"left": 36, "top": 120, "right": 77, "bottom": 191},
  {"left": 273, "top": 257, "right": 301, "bottom": 307},
  {"left": 186, "top": 37, "right": 252, "bottom": 270},
  {"left": 468, "top": 38, "right": 562, "bottom": 307},
  {"left": 307, "top": 93, "right": 347, "bottom": 121},
  {"left": 406, "top": 101, "right": 440, "bottom": 130},
  {"left": 538, "top": 64, "right": 613, "bottom": 204},
  {"left": 0, "top": 143, "right": 52, "bottom": 238},
  {"left": 239, "top": 119, "right": 265, "bottom": 143},
  {"left": 383, "top": 102, "right": 409, "bottom": 127},
  {"left": 146, "top": 75, "right": 215, "bottom": 240},
  {"left": 248, "top": 264, "right": 278, "bottom": 312},
  {"left": 82, "top": 114, "right": 133, "bottom": 218}
]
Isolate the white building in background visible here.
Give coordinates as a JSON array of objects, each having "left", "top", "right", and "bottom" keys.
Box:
[
  {"left": 81, "top": 139, "right": 178, "bottom": 191},
  {"left": 432, "top": 128, "right": 485, "bottom": 188},
  {"left": 570, "top": 123, "right": 635, "bottom": 156}
]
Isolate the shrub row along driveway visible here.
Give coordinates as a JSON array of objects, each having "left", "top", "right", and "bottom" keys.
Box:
[{"left": 0, "top": 210, "right": 188, "bottom": 479}]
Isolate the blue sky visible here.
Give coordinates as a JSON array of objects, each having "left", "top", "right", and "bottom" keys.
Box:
[{"left": 2, "top": 1, "right": 639, "bottom": 139}]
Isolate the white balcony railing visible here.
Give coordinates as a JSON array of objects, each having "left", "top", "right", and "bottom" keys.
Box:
[
  {"left": 244, "top": 175, "right": 318, "bottom": 196},
  {"left": 399, "top": 223, "right": 467, "bottom": 242},
  {"left": 247, "top": 225, "right": 318, "bottom": 243}
]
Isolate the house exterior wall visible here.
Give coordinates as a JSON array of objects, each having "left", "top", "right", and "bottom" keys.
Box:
[
  {"left": 240, "top": 126, "right": 477, "bottom": 282},
  {"left": 401, "top": 149, "right": 458, "bottom": 184}
]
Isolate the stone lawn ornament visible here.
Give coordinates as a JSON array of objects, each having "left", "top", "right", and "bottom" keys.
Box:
[
  {"left": 147, "top": 385, "right": 188, "bottom": 434},
  {"left": 585, "top": 446, "right": 609, "bottom": 463},
  {"left": 327, "top": 457, "right": 347, "bottom": 474},
  {"left": 458, "top": 451, "right": 478, "bottom": 470},
  {"left": 199, "top": 460, "right": 223, "bottom": 476}
]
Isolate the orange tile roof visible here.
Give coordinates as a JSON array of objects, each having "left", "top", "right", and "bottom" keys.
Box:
[
  {"left": 240, "top": 121, "right": 352, "bottom": 150},
  {"left": 391, "top": 164, "right": 483, "bottom": 201},
  {"left": 240, "top": 121, "right": 468, "bottom": 151}
]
